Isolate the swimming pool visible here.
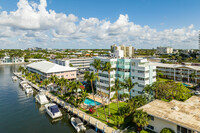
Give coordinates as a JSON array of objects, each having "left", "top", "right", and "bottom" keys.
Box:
[
  {"left": 182, "top": 83, "right": 191, "bottom": 87},
  {"left": 84, "top": 98, "right": 101, "bottom": 106}
]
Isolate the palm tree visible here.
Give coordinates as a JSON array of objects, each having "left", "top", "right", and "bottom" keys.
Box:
[
  {"left": 71, "top": 81, "right": 83, "bottom": 107},
  {"left": 84, "top": 71, "right": 98, "bottom": 117},
  {"left": 190, "top": 71, "right": 197, "bottom": 86},
  {"left": 58, "top": 77, "right": 66, "bottom": 95},
  {"left": 42, "top": 79, "right": 49, "bottom": 89},
  {"left": 122, "top": 77, "right": 138, "bottom": 100},
  {"left": 113, "top": 78, "right": 122, "bottom": 115},
  {"left": 91, "top": 59, "right": 107, "bottom": 120},
  {"left": 35, "top": 73, "right": 41, "bottom": 83},
  {"left": 18, "top": 66, "right": 24, "bottom": 73},
  {"left": 102, "top": 62, "right": 113, "bottom": 116},
  {"left": 49, "top": 75, "right": 58, "bottom": 86},
  {"left": 133, "top": 110, "right": 150, "bottom": 130},
  {"left": 81, "top": 90, "right": 89, "bottom": 103}
]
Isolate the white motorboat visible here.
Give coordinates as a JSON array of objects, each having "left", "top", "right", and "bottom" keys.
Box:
[
  {"left": 20, "top": 81, "right": 27, "bottom": 87},
  {"left": 25, "top": 85, "right": 33, "bottom": 94},
  {"left": 35, "top": 94, "right": 49, "bottom": 105},
  {"left": 12, "top": 76, "right": 18, "bottom": 81},
  {"left": 45, "top": 103, "right": 62, "bottom": 119},
  {"left": 71, "top": 117, "right": 86, "bottom": 132}
]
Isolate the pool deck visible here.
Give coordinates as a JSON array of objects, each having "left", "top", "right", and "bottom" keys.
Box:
[{"left": 87, "top": 94, "right": 108, "bottom": 105}]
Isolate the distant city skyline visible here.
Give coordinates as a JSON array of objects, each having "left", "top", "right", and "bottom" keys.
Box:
[{"left": 0, "top": 0, "right": 199, "bottom": 49}]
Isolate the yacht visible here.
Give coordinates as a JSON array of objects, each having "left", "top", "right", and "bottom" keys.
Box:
[
  {"left": 71, "top": 117, "right": 86, "bottom": 132},
  {"left": 45, "top": 103, "right": 62, "bottom": 119},
  {"left": 35, "top": 94, "right": 49, "bottom": 105},
  {"left": 25, "top": 85, "right": 33, "bottom": 94},
  {"left": 20, "top": 81, "right": 27, "bottom": 89},
  {"left": 12, "top": 76, "right": 18, "bottom": 81}
]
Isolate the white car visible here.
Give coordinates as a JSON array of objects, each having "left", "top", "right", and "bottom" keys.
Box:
[{"left": 194, "top": 91, "right": 200, "bottom": 96}]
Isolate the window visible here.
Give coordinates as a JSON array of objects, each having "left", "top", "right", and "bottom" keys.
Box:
[
  {"left": 148, "top": 115, "right": 154, "bottom": 121},
  {"left": 132, "top": 90, "right": 135, "bottom": 92},
  {"left": 132, "top": 76, "right": 135, "bottom": 79},
  {"left": 138, "top": 77, "right": 144, "bottom": 81},
  {"left": 138, "top": 91, "right": 143, "bottom": 94},
  {"left": 66, "top": 74, "right": 68, "bottom": 77},
  {"left": 71, "top": 74, "right": 74, "bottom": 76},
  {"left": 147, "top": 125, "right": 154, "bottom": 130},
  {"left": 138, "top": 70, "right": 144, "bottom": 73},
  {"left": 138, "top": 84, "right": 145, "bottom": 88},
  {"left": 132, "top": 70, "right": 135, "bottom": 72}
]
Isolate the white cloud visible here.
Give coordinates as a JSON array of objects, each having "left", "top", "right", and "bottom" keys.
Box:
[{"left": 0, "top": 0, "right": 198, "bottom": 49}]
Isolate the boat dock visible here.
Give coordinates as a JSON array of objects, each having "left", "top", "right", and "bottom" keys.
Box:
[
  {"left": 13, "top": 72, "right": 40, "bottom": 91},
  {"left": 45, "top": 91, "right": 116, "bottom": 133},
  {"left": 13, "top": 72, "right": 116, "bottom": 133}
]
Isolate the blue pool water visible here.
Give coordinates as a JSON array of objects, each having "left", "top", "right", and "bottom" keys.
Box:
[
  {"left": 183, "top": 83, "right": 191, "bottom": 87},
  {"left": 84, "top": 98, "right": 101, "bottom": 106}
]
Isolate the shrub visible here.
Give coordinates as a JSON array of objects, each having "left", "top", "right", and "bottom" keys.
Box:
[
  {"left": 140, "top": 130, "right": 148, "bottom": 133},
  {"left": 160, "top": 128, "right": 175, "bottom": 133},
  {"left": 89, "top": 106, "right": 96, "bottom": 114}
]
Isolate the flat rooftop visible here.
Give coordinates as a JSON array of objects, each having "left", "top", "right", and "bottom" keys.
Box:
[
  {"left": 139, "top": 96, "right": 200, "bottom": 131},
  {"left": 150, "top": 62, "right": 200, "bottom": 71},
  {"left": 27, "top": 61, "right": 77, "bottom": 73}
]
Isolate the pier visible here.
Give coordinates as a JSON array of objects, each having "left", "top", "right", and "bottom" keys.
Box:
[{"left": 13, "top": 72, "right": 116, "bottom": 133}]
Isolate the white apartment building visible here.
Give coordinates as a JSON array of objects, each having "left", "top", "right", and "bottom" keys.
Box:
[
  {"left": 150, "top": 62, "right": 200, "bottom": 83},
  {"left": 0, "top": 56, "right": 24, "bottom": 64},
  {"left": 50, "top": 58, "right": 93, "bottom": 71},
  {"left": 157, "top": 46, "right": 173, "bottom": 54},
  {"left": 90, "top": 57, "right": 156, "bottom": 98},
  {"left": 111, "top": 44, "right": 135, "bottom": 58},
  {"left": 139, "top": 96, "right": 200, "bottom": 133}
]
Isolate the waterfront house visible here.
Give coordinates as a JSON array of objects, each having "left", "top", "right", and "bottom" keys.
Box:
[
  {"left": 138, "top": 96, "right": 200, "bottom": 133},
  {"left": 26, "top": 61, "right": 77, "bottom": 80},
  {"left": 0, "top": 56, "right": 24, "bottom": 64}
]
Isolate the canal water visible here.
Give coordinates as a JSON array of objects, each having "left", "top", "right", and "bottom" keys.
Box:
[{"left": 0, "top": 65, "right": 76, "bottom": 133}]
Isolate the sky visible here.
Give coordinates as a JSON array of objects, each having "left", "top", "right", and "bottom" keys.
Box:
[{"left": 0, "top": 0, "right": 199, "bottom": 49}]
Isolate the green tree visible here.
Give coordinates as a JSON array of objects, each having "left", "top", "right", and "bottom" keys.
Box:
[
  {"left": 84, "top": 71, "right": 98, "bottom": 116},
  {"left": 91, "top": 59, "right": 107, "bottom": 120},
  {"left": 113, "top": 78, "right": 122, "bottom": 115},
  {"left": 133, "top": 110, "right": 150, "bottom": 130},
  {"left": 190, "top": 71, "right": 197, "bottom": 86},
  {"left": 102, "top": 62, "right": 113, "bottom": 116},
  {"left": 42, "top": 79, "right": 49, "bottom": 89},
  {"left": 122, "top": 77, "right": 138, "bottom": 100},
  {"left": 160, "top": 128, "right": 175, "bottom": 133}
]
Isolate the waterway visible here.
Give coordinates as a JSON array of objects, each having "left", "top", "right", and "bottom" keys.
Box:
[{"left": 0, "top": 64, "right": 76, "bottom": 133}]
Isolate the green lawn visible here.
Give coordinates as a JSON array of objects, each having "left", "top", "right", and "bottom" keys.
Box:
[
  {"left": 158, "top": 78, "right": 173, "bottom": 82},
  {"left": 80, "top": 102, "right": 127, "bottom": 129}
]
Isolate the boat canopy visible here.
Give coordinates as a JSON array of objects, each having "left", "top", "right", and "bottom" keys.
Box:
[
  {"left": 85, "top": 129, "right": 97, "bottom": 133},
  {"left": 75, "top": 118, "right": 82, "bottom": 124},
  {"left": 50, "top": 105, "right": 59, "bottom": 114}
]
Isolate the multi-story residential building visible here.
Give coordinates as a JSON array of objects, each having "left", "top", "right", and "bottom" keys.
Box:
[
  {"left": 139, "top": 96, "right": 200, "bottom": 133},
  {"left": 111, "top": 44, "right": 135, "bottom": 58},
  {"left": 0, "top": 56, "right": 24, "bottom": 64},
  {"left": 90, "top": 57, "right": 156, "bottom": 98},
  {"left": 50, "top": 57, "right": 93, "bottom": 71},
  {"left": 157, "top": 46, "right": 173, "bottom": 54},
  {"left": 150, "top": 62, "right": 200, "bottom": 83},
  {"left": 26, "top": 61, "right": 77, "bottom": 80}
]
